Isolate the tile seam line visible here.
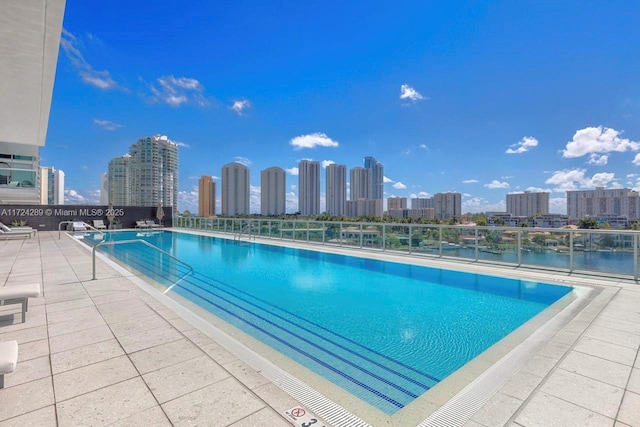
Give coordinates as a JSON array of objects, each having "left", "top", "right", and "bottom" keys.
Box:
[
  {"left": 67, "top": 232, "right": 309, "bottom": 426},
  {"left": 505, "top": 285, "right": 622, "bottom": 425}
]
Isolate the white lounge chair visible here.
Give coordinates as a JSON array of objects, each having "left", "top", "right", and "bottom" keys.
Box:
[
  {"left": 72, "top": 221, "right": 87, "bottom": 231},
  {"left": 93, "top": 220, "right": 107, "bottom": 230},
  {"left": 0, "top": 222, "right": 36, "bottom": 238},
  {"left": 145, "top": 220, "right": 161, "bottom": 228},
  {"left": 0, "top": 340, "right": 18, "bottom": 388},
  {"left": 0, "top": 283, "right": 42, "bottom": 323},
  {"left": 136, "top": 220, "right": 150, "bottom": 229}
]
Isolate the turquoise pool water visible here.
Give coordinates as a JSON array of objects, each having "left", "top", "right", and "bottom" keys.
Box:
[{"left": 88, "top": 231, "right": 571, "bottom": 414}]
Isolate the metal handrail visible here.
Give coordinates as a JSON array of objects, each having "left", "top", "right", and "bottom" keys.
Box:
[
  {"left": 58, "top": 220, "right": 102, "bottom": 239},
  {"left": 91, "top": 239, "right": 193, "bottom": 285},
  {"left": 234, "top": 221, "right": 256, "bottom": 240}
]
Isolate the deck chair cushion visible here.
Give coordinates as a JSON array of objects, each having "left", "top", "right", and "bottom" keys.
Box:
[{"left": 0, "top": 341, "right": 19, "bottom": 374}]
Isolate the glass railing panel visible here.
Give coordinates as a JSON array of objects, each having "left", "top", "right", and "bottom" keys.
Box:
[
  {"left": 361, "top": 224, "right": 383, "bottom": 250},
  {"left": 385, "top": 225, "right": 410, "bottom": 254},
  {"left": 308, "top": 221, "right": 325, "bottom": 244},
  {"left": 323, "top": 223, "right": 342, "bottom": 246},
  {"left": 294, "top": 221, "right": 308, "bottom": 242},
  {"left": 281, "top": 221, "right": 294, "bottom": 240},
  {"left": 519, "top": 230, "right": 571, "bottom": 271},
  {"left": 340, "top": 222, "right": 365, "bottom": 249},
  {"left": 573, "top": 231, "right": 633, "bottom": 275}
]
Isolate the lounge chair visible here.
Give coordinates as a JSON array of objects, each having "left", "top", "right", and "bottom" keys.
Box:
[
  {"left": 136, "top": 220, "right": 150, "bottom": 229},
  {"left": 0, "top": 222, "right": 36, "bottom": 237},
  {"left": 0, "top": 340, "right": 18, "bottom": 388},
  {"left": 0, "top": 228, "right": 35, "bottom": 239},
  {"left": 145, "top": 220, "right": 161, "bottom": 228},
  {"left": 72, "top": 221, "right": 87, "bottom": 231},
  {"left": 93, "top": 220, "right": 107, "bottom": 230},
  {"left": 0, "top": 283, "right": 41, "bottom": 323}
]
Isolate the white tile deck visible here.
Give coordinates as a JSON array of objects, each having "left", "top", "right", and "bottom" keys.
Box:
[{"left": 0, "top": 230, "right": 639, "bottom": 426}]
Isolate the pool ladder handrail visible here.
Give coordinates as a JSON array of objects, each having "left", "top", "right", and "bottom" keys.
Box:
[
  {"left": 58, "top": 220, "right": 102, "bottom": 239},
  {"left": 91, "top": 239, "right": 194, "bottom": 286},
  {"left": 234, "top": 221, "right": 256, "bottom": 240}
]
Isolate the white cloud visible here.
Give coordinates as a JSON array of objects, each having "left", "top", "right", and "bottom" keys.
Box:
[
  {"left": 321, "top": 160, "right": 335, "bottom": 168},
  {"left": 419, "top": 144, "right": 428, "bottom": 150},
  {"left": 562, "top": 126, "right": 640, "bottom": 158},
  {"left": 250, "top": 185, "right": 261, "bottom": 214},
  {"left": 92, "top": 119, "right": 122, "bottom": 131},
  {"left": 633, "top": 153, "right": 640, "bottom": 165},
  {"left": 175, "top": 141, "right": 190, "bottom": 148},
  {"left": 587, "top": 154, "right": 608, "bottom": 165},
  {"left": 462, "top": 179, "right": 479, "bottom": 184},
  {"left": 234, "top": 156, "right": 252, "bottom": 166},
  {"left": 501, "top": 175, "right": 514, "bottom": 179},
  {"left": 149, "top": 75, "right": 209, "bottom": 107},
  {"left": 525, "top": 186, "right": 552, "bottom": 193},
  {"left": 544, "top": 168, "right": 617, "bottom": 192},
  {"left": 285, "top": 167, "right": 299, "bottom": 176},
  {"left": 401, "top": 148, "right": 411, "bottom": 155},
  {"left": 409, "top": 191, "right": 431, "bottom": 198},
  {"left": 60, "top": 29, "right": 119, "bottom": 90},
  {"left": 64, "top": 188, "right": 101, "bottom": 205},
  {"left": 505, "top": 136, "right": 538, "bottom": 154},
  {"left": 229, "top": 99, "right": 251, "bottom": 116},
  {"left": 399, "top": 84, "right": 426, "bottom": 103},
  {"left": 383, "top": 176, "right": 394, "bottom": 183},
  {"left": 178, "top": 187, "right": 198, "bottom": 213},
  {"left": 290, "top": 133, "right": 339, "bottom": 150},
  {"left": 484, "top": 180, "right": 510, "bottom": 189},
  {"left": 462, "top": 197, "right": 506, "bottom": 213},
  {"left": 286, "top": 191, "right": 298, "bottom": 213},
  {"left": 393, "top": 182, "right": 407, "bottom": 190},
  {"left": 549, "top": 197, "right": 567, "bottom": 214}
]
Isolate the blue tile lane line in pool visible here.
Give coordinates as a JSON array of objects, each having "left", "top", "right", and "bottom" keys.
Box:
[{"left": 86, "top": 231, "right": 572, "bottom": 415}]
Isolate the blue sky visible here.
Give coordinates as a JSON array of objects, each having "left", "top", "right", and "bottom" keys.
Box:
[{"left": 44, "top": 0, "right": 640, "bottom": 214}]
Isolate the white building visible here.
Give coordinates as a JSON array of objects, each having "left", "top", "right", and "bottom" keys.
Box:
[
  {"left": 100, "top": 173, "right": 109, "bottom": 205},
  {"left": 567, "top": 187, "right": 640, "bottom": 221},
  {"left": 507, "top": 191, "right": 549, "bottom": 217},
  {"left": 129, "top": 135, "right": 179, "bottom": 213},
  {"left": 108, "top": 155, "right": 131, "bottom": 206},
  {"left": 349, "top": 167, "right": 370, "bottom": 201},
  {"left": 261, "top": 167, "right": 286, "bottom": 216},
  {"left": 39, "top": 166, "right": 64, "bottom": 205},
  {"left": 0, "top": 0, "right": 65, "bottom": 205},
  {"left": 346, "top": 199, "right": 383, "bottom": 218},
  {"left": 411, "top": 197, "right": 434, "bottom": 209},
  {"left": 298, "top": 160, "right": 320, "bottom": 216},
  {"left": 434, "top": 192, "right": 462, "bottom": 221},
  {"left": 221, "top": 162, "right": 250, "bottom": 216},
  {"left": 326, "top": 164, "right": 346, "bottom": 217}
]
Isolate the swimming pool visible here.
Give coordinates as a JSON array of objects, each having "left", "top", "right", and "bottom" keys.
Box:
[{"left": 87, "top": 230, "right": 572, "bottom": 415}]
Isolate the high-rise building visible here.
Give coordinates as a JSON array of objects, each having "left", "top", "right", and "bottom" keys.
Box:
[
  {"left": 261, "top": 167, "right": 286, "bottom": 216},
  {"left": 108, "top": 155, "right": 131, "bottom": 205},
  {"left": 326, "top": 164, "right": 346, "bottom": 216},
  {"left": 506, "top": 191, "right": 549, "bottom": 217},
  {"left": 434, "top": 192, "right": 462, "bottom": 221},
  {"left": 39, "top": 166, "right": 64, "bottom": 205},
  {"left": 350, "top": 167, "right": 370, "bottom": 201},
  {"left": 221, "top": 162, "right": 250, "bottom": 216},
  {"left": 411, "top": 197, "right": 434, "bottom": 209},
  {"left": 387, "top": 197, "right": 407, "bottom": 211},
  {"left": 298, "top": 160, "right": 320, "bottom": 216},
  {"left": 346, "top": 199, "right": 383, "bottom": 218},
  {"left": 364, "top": 156, "right": 384, "bottom": 200},
  {"left": 129, "top": 135, "right": 179, "bottom": 213},
  {"left": 567, "top": 187, "right": 640, "bottom": 221},
  {"left": 100, "top": 173, "right": 109, "bottom": 205},
  {"left": 0, "top": 0, "right": 64, "bottom": 205},
  {"left": 198, "top": 176, "right": 216, "bottom": 217}
]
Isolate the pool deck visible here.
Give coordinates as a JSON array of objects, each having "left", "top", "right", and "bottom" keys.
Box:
[{"left": 0, "top": 230, "right": 639, "bottom": 426}]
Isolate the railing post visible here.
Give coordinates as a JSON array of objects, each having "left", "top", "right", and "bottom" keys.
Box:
[
  {"left": 439, "top": 227, "right": 443, "bottom": 257},
  {"left": 340, "top": 223, "right": 343, "bottom": 247},
  {"left": 382, "top": 224, "right": 386, "bottom": 251},
  {"left": 635, "top": 233, "right": 638, "bottom": 281},
  {"left": 360, "top": 223, "right": 363, "bottom": 248},
  {"left": 408, "top": 224, "right": 412, "bottom": 254},
  {"left": 307, "top": 221, "right": 310, "bottom": 243},
  {"left": 569, "top": 231, "right": 574, "bottom": 273},
  {"left": 475, "top": 227, "right": 479, "bottom": 261},
  {"left": 517, "top": 230, "right": 522, "bottom": 266}
]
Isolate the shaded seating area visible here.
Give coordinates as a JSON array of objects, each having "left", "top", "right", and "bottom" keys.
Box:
[{"left": 0, "top": 283, "right": 42, "bottom": 323}]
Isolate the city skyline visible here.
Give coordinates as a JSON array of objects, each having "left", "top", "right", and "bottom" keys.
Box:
[{"left": 41, "top": 2, "right": 640, "bottom": 214}]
